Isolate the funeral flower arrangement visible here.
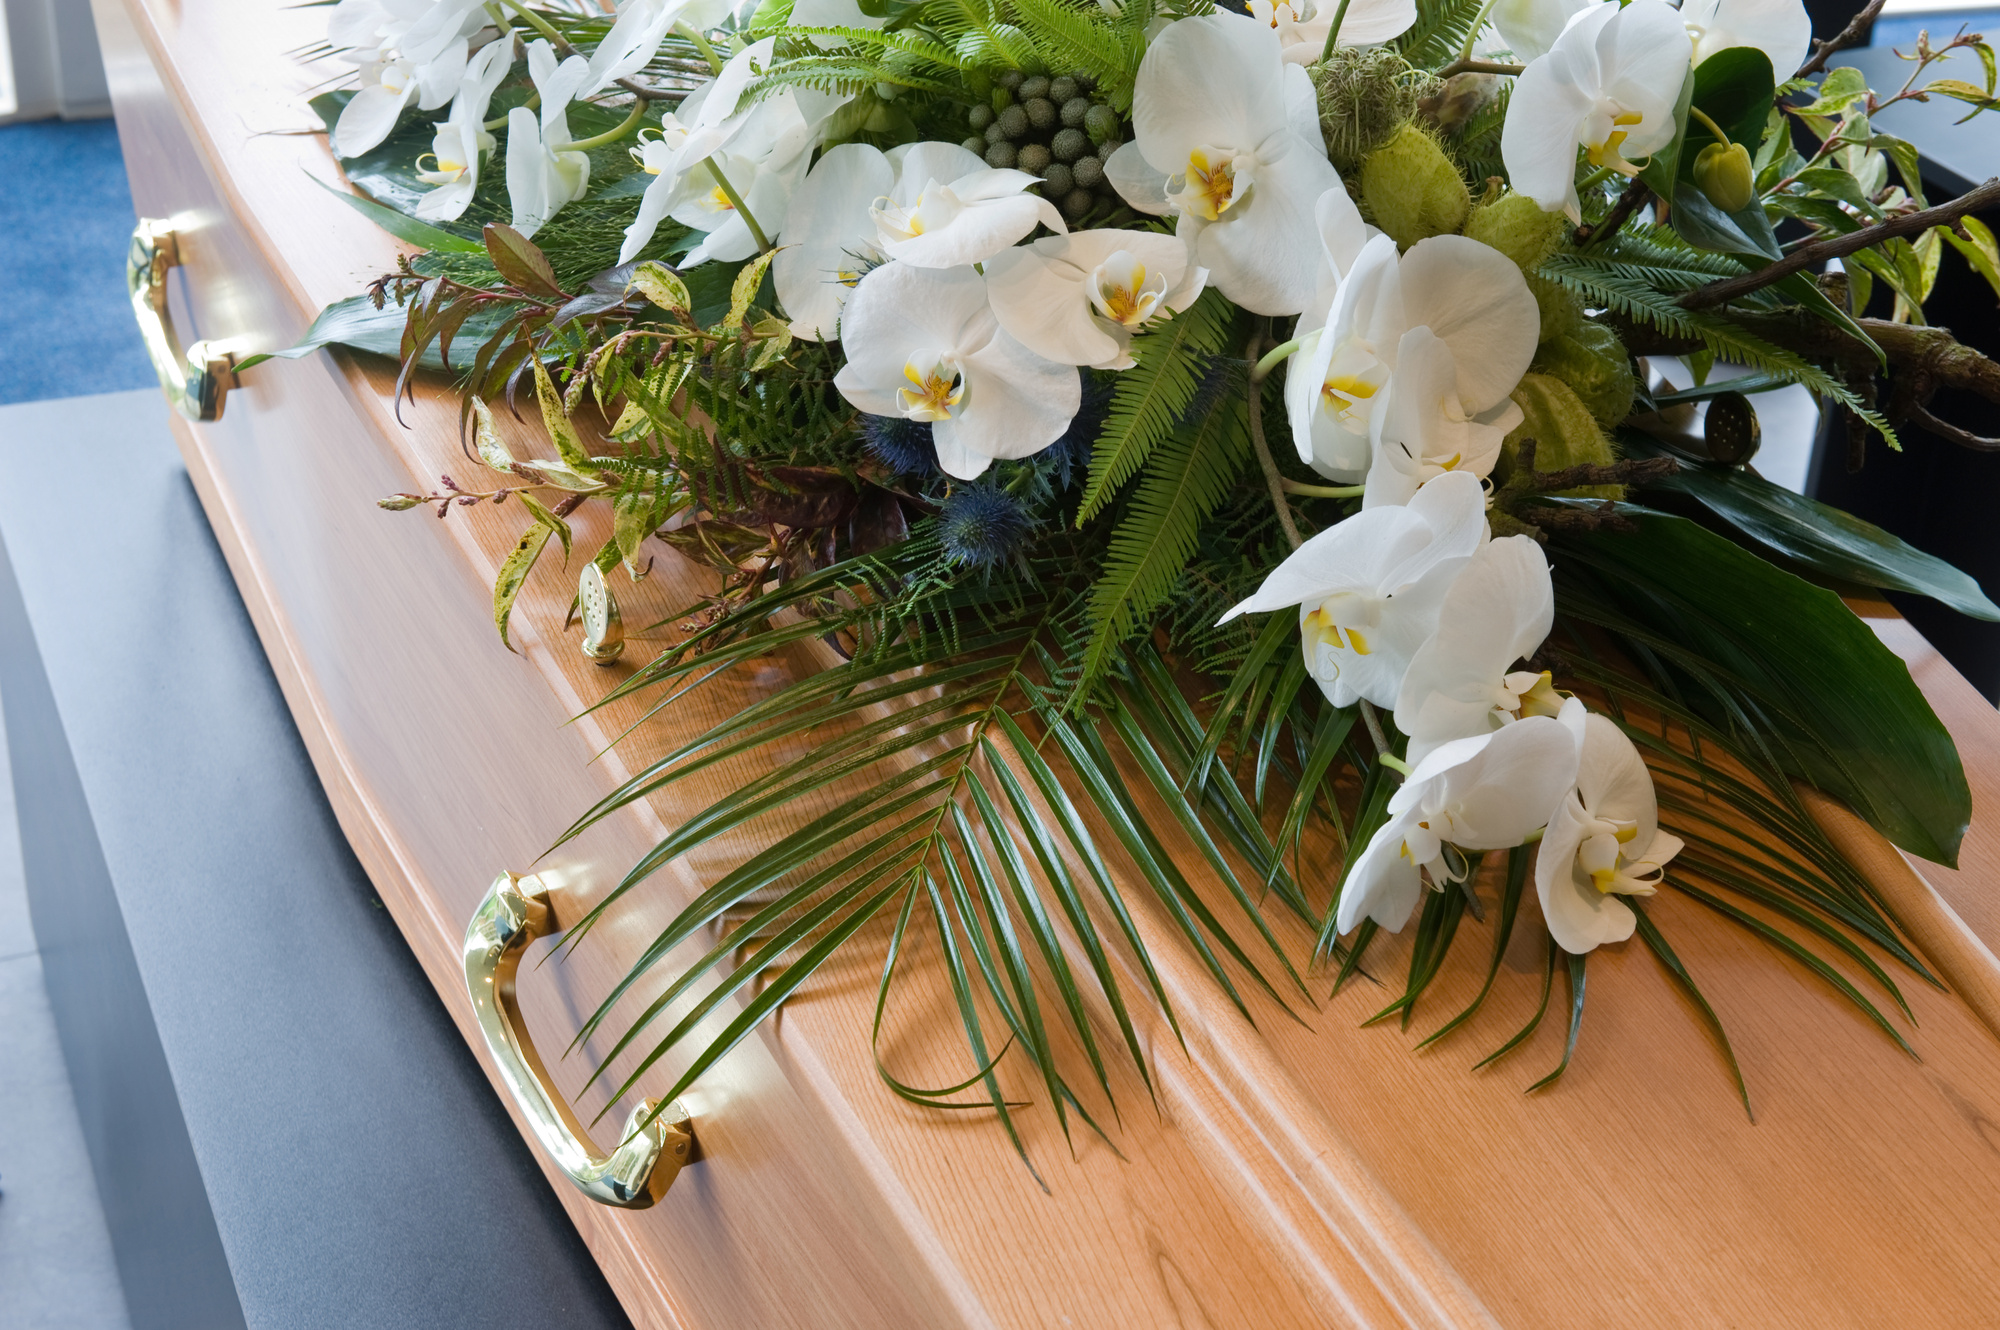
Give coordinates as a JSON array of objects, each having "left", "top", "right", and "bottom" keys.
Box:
[{"left": 285, "top": 0, "right": 2000, "bottom": 1160}]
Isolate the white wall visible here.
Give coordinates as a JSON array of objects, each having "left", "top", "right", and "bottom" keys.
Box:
[{"left": 0, "top": 0, "right": 110, "bottom": 121}]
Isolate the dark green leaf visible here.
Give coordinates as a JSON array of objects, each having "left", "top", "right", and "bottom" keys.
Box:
[
  {"left": 1624, "top": 433, "right": 2000, "bottom": 620},
  {"left": 1551, "top": 503, "right": 1970, "bottom": 866}
]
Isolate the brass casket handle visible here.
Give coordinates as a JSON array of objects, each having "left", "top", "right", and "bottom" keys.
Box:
[
  {"left": 463, "top": 871, "right": 693, "bottom": 1208},
  {"left": 127, "top": 218, "right": 237, "bottom": 422}
]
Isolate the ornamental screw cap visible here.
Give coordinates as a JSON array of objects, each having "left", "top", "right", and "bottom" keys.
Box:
[{"left": 579, "top": 562, "right": 625, "bottom": 665}]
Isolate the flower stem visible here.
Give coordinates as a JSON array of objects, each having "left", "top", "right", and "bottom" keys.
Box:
[
  {"left": 675, "top": 20, "right": 724, "bottom": 75},
  {"left": 704, "top": 157, "right": 772, "bottom": 251},
  {"left": 1686, "top": 104, "right": 1731, "bottom": 144},
  {"left": 1318, "top": 0, "right": 1356, "bottom": 63},
  {"left": 1243, "top": 332, "right": 1304, "bottom": 551},
  {"left": 1281, "top": 478, "right": 1365, "bottom": 498},
  {"left": 498, "top": 0, "right": 567, "bottom": 50},
  {"left": 1435, "top": 57, "right": 1526, "bottom": 78},
  {"left": 1362, "top": 705, "right": 1398, "bottom": 763},
  {"left": 1250, "top": 337, "right": 1301, "bottom": 382},
  {"left": 485, "top": 92, "right": 538, "bottom": 131},
  {"left": 568, "top": 97, "right": 648, "bottom": 151}
]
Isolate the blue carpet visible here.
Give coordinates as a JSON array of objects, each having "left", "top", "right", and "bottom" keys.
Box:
[{"left": 0, "top": 120, "right": 156, "bottom": 406}]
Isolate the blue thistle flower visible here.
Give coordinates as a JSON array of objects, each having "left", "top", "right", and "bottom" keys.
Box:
[
  {"left": 938, "top": 482, "right": 1032, "bottom": 568},
  {"left": 861, "top": 414, "right": 938, "bottom": 475}
]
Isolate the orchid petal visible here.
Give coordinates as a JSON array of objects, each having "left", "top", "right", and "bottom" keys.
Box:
[
  {"left": 1394, "top": 534, "right": 1555, "bottom": 742},
  {"left": 774, "top": 143, "right": 895, "bottom": 340},
  {"left": 334, "top": 78, "right": 416, "bottom": 158},
  {"left": 1106, "top": 142, "right": 1174, "bottom": 215},
  {"left": 1131, "top": 13, "right": 1289, "bottom": 175},
  {"left": 1395, "top": 235, "right": 1541, "bottom": 411}
]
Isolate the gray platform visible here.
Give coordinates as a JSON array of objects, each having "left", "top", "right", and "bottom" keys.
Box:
[{"left": 0, "top": 389, "right": 631, "bottom": 1330}]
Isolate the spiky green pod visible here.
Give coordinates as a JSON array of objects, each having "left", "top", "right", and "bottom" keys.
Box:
[
  {"left": 1531, "top": 321, "right": 1635, "bottom": 428},
  {"left": 1360, "top": 124, "right": 1469, "bottom": 249},
  {"left": 1499, "top": 372, "right": 1622, "bottom": 499}
]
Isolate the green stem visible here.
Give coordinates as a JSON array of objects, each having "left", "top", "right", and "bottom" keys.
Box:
[
  {"left": 1251, "top": 338, "right": 1301, "bottom": 382},
  {"left": 1455, "top": 0, "right": 1504, "bottom": 65},
  {"left": 486, "top": 91, "right": 539, "bottom": 132},
  {"left": 1687, "top": 104, "right": 1731, "bottom": 144},
  {"left": 1358, "top": 699, "right": 1394, "bottom": 759},
  {"left": 1377, "top": 750, "right": 1411, "bottom": 776},
  {"left": 705, "top": 157, "right": 771, "bottom": 251},
  {"left": 498, "top": 0, "right": 567, "bottom": 50},
  {"left": 1318, "top": 0, "right": 1356, "bottom": 63},
  {"left": 1575, "top": 164, "right": 1617, "bottom": 193},
  {"left": 1281, "top": 478, "right": 1366, "bottom": 498},
  {"left": 1436, "top": 57, "right": 1526, "bottom": 78},
  {"left": 567, "top": 97, "right": 648, "bottom": 151},
  {"left": 675, "top": 20, "right": 724, "bottom": 75},
  {"left": 1243, "top": 331, "right": 1304, "bottom": 551}
]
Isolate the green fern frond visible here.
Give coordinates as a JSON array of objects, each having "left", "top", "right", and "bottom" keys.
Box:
[
  {"left": 1076, "top": 384, "right": 1251, "bottom": 699},
  {"left": 1005, "top": 0, "right": 1142, "bottom": 106},
  {"left": 1077, "top": 287, "right": 1240, "bottom": 524},
  {"left": 1395, "top": 0, "right": 1489, "bottom": 68}
]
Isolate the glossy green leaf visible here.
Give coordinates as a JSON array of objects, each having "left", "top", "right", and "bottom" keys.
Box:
[
  {"left": 1549, "top": 502, "right": 1970, "bottom": 865},
  {"left": 305, "top": 170, "right": 484, "bottom": 253},
  {"left": 1686, "top": 46, "right": 1776, "bottom": 164},
  {"left": 1637, "top": 66, "right": 1697, "bottom": 202},
  {"left": 1622, "top": 433, "right": 2000, "bottom": 620},
  {"left": 235, "top": 293, "right": 518, "bottom": 372}
]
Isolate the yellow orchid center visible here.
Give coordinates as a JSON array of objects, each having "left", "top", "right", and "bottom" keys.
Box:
[
  {"left": 899, "top": 354, "right": 964, "bottom": 422},
  {"left": 1515, "top": 670, "right": 1566, "bottom": 718},
  {"left": 1088, "top": 250, "right": 1170, "bottom": 330},
  {"left": 1173, "top": 148, "right": 1248, "bottom": 223},
  {"left": 1584, "top": 110, "right": 1647, "bottom": 175}
]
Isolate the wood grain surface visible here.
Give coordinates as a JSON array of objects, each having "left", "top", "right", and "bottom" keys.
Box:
[{"left": 91, "top": 1, "right": 2000, "bottom": 1324}]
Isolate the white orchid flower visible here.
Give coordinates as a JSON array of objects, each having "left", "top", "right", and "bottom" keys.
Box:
[
  {"left": 583, "top": 0, "right": 732, "bottom": 95},
  {"left": 615, "top": 38, "right": 798, "bottom": 262},
  {"left": 1219, "top": 469, "right": 1488, "bottom": 709},
  {"left": 772, "top": 142, "right": 984, "bottom": 338},
  {"left": 666, "top": 88, "right": 845, "bottom": 266},
  {"left": 1247, "top": 0, "right": 1419, "bottom": 64},
  {"left": 1105, "top": 12, "right": 1340, "bottom": 316},
  {"left": 1536, "top": 706, "right": 1685, "bottom": 952},
  {"left": 1490, "top": 0, "right": 1593, "bottom": 62},
  {"left": 330, "top": 0, "right": 490, "bottom": 157},
  {"left": 871, "top": 168, "right": 1067, "bottom": 269},
  {"left": 505, "top": 40, "right": 593, "bottom": 239},
  {"left": 412, "top": 38, "right": 513, "bottom": 221},
  {"left": 1393, "top": 534, "right": 1558, "bottom": 761},
  {"left": 833, "top": 262, "right": 1081, "bottom": 481},
  {"left": 1502, "top": 0, "right": 1693, "bottom": 221},
  {"left": 1678, "top": 0, "right": 1810, "bottom": 74},
  {"left": 1285, "top": 232, "right": 1537, "bottom": 490},
  {"left": 984, "top": 231, "right": 1206, "bottom": 369},
  {"left": 1336, "top": 714, "right": 1582, "bottom": 934}
]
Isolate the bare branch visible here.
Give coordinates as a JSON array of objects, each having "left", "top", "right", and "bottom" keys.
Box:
[
  {"left": 1678, "top": 178, "right": 2000, "bottom": 309},
  {"left": 1796, "top": 0, "right": 1889, "bottom": 79}
]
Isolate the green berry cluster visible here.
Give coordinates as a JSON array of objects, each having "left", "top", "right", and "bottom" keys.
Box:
[{"left": 962, "top": 70, "right": 1127, "bottom": 223}]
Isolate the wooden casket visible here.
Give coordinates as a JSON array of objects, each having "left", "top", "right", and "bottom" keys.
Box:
[{"left": 92, "top": 0, "right": 2000, "bottom": 1322}]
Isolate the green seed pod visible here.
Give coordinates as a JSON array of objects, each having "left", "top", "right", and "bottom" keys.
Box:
[
  {"left": 1071, "top": 71, "right": 1095, "bottom": 92},
  {"left": 1499, "top": 373, "right": 1621, "bottom": 499},
  {"left": 1315, "top": 45, "right": 1437, "bottom": 175},
  {"left": 999, "top": 69, "right": 1024, "bottom": 90},
  {"left": 1049, "top": 75, "right": 1080, "bottom": 103},
  {"left": 1084, "top": 103, "right": 1119, "bottom": 145},
  {"left": 985, "top": 141, "right": 1018, "bottom": 169},
  {"left": 1060, "top": 96, "right": 1091, "bottom": 128},
  {"left": 1062, "top": 188, "right": 1095, "bottom": 221},
  {"left": 984, "top": 121, "right": 1010, "bottom": 146},
  {"left": 1530, "top": 320, "right": 1635, "bottom": 428},
  {"left": 997, "top": 104, "right": 1030, "bottom": 139},
  {"left": 968, "top": 103, "right": 994, "bottom": 132},
  {"left": 1097, "top": 136, "right": 1122, "bottom": 159},
  {"left": 1693, "top": 140, "right": 1755, "bottom": 213},
  {"left": 1528, "top": 273, "right": 1583, "bottom": 341},
  {"left": 1018, "top": 74, "right": 1051, "bottom": 101},
  {"left": 1462, "top": 190, "right": 1567, "bottom": 272},
  {"left": 1072, "top": 154, "right": 1105, "bottom": 189},
  {"left": 1025, "top": 96, "right": 1058, "bottom": 131},
  {"left": 1017, "top": 142, "right": 1053, "bottom": 175},
  {"left": 991, "top": 87, "right": 1014, "bottom": 113},
  {"left": 1052, "top": 127, "right": 1090, "bottom": 162},
  {"left": 1359, "top": 123, "right": 1470, "bottom": 250},
  {"left": 961, "top": 135, "right": 988, "bottom": 156},
  {"left": 1042, "top": 162, "right": 1075, "bottom": 196}
]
